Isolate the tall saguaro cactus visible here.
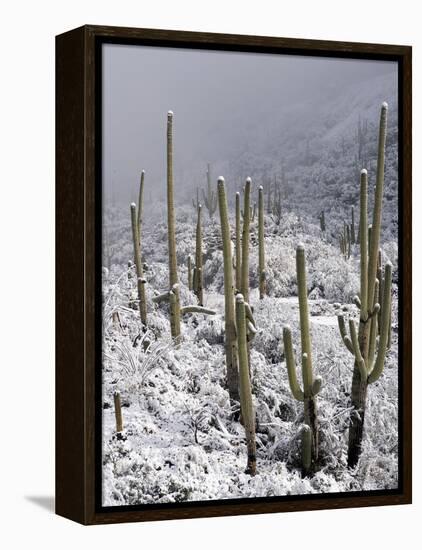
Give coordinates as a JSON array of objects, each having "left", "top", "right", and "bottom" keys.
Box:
[
  {"left": 202, "top": 163, "right": 217, "bottom": 219},
  {"left": 166, "top": 111, "right": 180, "bottom": 338},
  {"left": 153, "top": 112, "right": 215, "bottom": 339},
  {"left": 130, "top": 202, "right": 147, "bottom": 325},
  {"left": 258, "top": 186, "right": 266, "bottom": 299},
  {"left": 235, "top": 192, "right": 242, "bottom": 292},
  {"left": 236, "top": 293, "right": 257, "bottom": 475},
  {"left": 241, "top": 178, "right": 251, "bottom": 302},
  {"left": 282, "top": 245, "right": 322, "bottom": 475},
  {"left": 337, "top": 103, "right": 392, "bottom": 467},
  {"left": 217, "top": 177, "right": 240, "bottom": 403}
]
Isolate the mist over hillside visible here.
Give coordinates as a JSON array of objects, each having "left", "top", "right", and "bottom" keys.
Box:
[{"left": 103, "top": 44, "right": 398, "bottom": 237}]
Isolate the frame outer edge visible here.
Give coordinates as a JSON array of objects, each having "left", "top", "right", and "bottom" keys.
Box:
[
  {"left": 55, "top": 26, "right": 87, "bottom": 524},
  {"left": 55, "top": 25, "right": 412, "bottom": 525}
]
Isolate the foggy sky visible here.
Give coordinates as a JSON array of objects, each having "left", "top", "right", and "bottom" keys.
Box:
[{"left": 102, "top": 43, "right": 397, "bottom": 204}]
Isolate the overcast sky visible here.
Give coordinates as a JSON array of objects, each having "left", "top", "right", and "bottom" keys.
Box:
[{"left": 102, "top": 44, "right": 397, "bottom": 204}]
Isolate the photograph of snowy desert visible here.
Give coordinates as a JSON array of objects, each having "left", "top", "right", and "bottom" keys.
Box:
[{"left": 101, "top": 44, "right": 399, "bottom": 506}]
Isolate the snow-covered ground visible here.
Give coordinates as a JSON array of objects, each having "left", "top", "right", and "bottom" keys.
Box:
[{"left": 101, "top": 204, "right": 399, "bottom": 506}]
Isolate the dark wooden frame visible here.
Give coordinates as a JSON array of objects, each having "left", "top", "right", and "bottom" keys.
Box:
[{"left": 56, "top": 24, "right": 412, "bottom": 525}]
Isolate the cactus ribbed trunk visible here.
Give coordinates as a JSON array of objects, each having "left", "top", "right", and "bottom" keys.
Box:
[
  {"left": 167, "top": 112, "right": 178, "bottom": 289},
  {"left": 217, "top": 178, "right": 239, "bottom": 403},
  {"left": 130, "top": 203, "right": 147, "bottom": 325},
  {"left": 235, "top": 193, "right": 241, "bottom": 292},
  {"left": 166, "top": 111, "right": 180, "bottom": 339},
  {"left": 258, "top": 186, "right": 266, "bottom": 299},
  {"left": 137, "top": 170, "right": 145, "bottom": 243},
  {"left": 236, "top": 294, "right": 256, "bottom": 475},
  {"left": 195, "top": 205, "right": 203, "bottom": 305},
  {"left": 241, "top": 178, "right": 251, "bottom": 302}
]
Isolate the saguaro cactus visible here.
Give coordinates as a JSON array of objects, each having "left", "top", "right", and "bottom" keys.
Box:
[
  {"left": 130, "top": 202, "right": 147, "bottom": 325},
  {"left": 282, "top": 245, "right": 322, "bottom": 475},
  {"left": 236, "top": 293, "right": 257, "bottom": 475},
  {"left": 217, "top": 177, "right": 240, "bottom": 403},
  {"left": 153, "top": 112, "right": 215, "bottom": 339},
  {"left": 137, "top": 170, "right": 145, "bottom": 243},
  {"left": 193, "top": 204, "right": 204, "bottom": 305},
  {"left": 337, "top": 102, "right": 391, "bottom": 468},
  {"left": 241, "top": 178, "right": 251, "bottom": 302},
  {"left": 166, "top": 111, "right": 180, "bottom": 338},
  {"left": 235, "top": 192, "right": 242, "bottom": 292},
  {"left": 258, "top": 186, "right": 266, "bottom": 299},
  {"left": 202, "top": 163, "right": 217, "bottom": 219}
]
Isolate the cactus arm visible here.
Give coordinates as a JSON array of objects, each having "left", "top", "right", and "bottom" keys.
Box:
[
  {"left": 367, "top": 103, "right": 388, "bottom": 309},
  {"left": 282, "top": 326, "right": 305, "bottom": 402},
  {"left": 368, "top": 262, "right": 392, "bottom": 384},
  {"left": 348, "top": 319, "right": 367, "bottom": 379},
  {"left": 337, "top": 315, "right": 354, "bottom": 354},
  {"left": 311, "top": 376, "right": 322, "bottom": 396},
  {"left": 353, "top": 295, "right": 362, "bottom": 309},
  {"left": 241, "top": 178, "right": 251, "bottom": 302},
  {"left": 180, "top": 305, "right": 216, "bottom": 315},
  {"left": 368, "top": 279, "right": 379, "bottom": 365},
  {"left": 359, "top": 169, "right": 369, "bottom": 318},
  {"left": 244, "top": 302, "right": 256, "bottom": 328}
]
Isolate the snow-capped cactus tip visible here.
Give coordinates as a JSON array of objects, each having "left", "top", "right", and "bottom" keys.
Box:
[
  {"left": 382, "top": 101, "right": 388, "bottom": 110},
  {"left": 246, "top": 177, "right": 252, "bottom": 183},
  {"left": 236, "top": 293, "right": 244, "bottom": 303},
  {"left": 130, "top": 202, "right": 136, "bottom": 209},
  {"left": 259, "top": 185, "right": 263, "bottom": 191},
  {"left": 218, "top": 176, "right": 225, "bottom": 184},
  {"left": 297, "top": 243, "right": 305, "bottom": 251},
  {"left": 167, "top": 110, "right": 173, "bottom": 116},
  {"left": 361, "top": 168, "right": 368, "bottom": 175}
]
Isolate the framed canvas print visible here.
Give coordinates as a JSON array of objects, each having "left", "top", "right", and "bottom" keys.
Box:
[{"left": 56, "top": 25, "right": 412, "bottom": 525}]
